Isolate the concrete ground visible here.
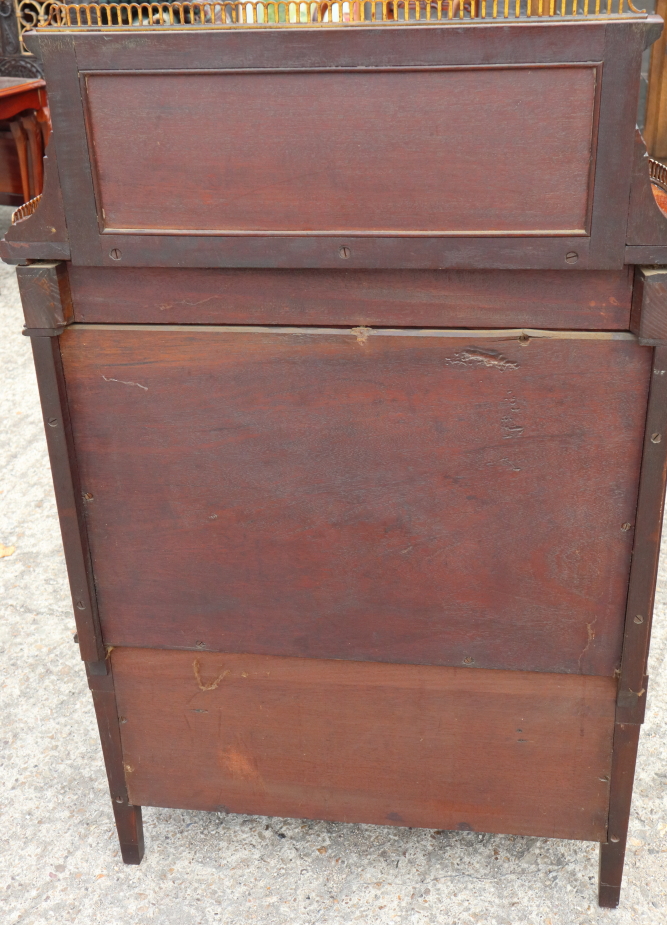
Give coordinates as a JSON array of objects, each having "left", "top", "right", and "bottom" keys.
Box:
[{"left": 0, "top": 206, "right": 666, "bottom": 924}]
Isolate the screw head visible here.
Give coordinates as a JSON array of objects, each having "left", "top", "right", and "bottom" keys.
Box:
[
  {"left": 651, "top": 432, "right": 662, "bottom": 444},
  {"left": 610, "top": 835, "right": 620, "bottom": 843},
  {"left": 565, "top": 251, "right": 578, "bottom": 264},
  {"left": 115, "top": 796, "right": 124, "bottom": 804},
  {"left": 47, "top": 417, "right": 58, "bottom": 427},
  {"left": 195, "top": 640, "right": 206, "bottom": 648},
  {"left": 621, "top": 523, "right": 632, "bottom": 532},
  {"left": 82, "top": 492, "right": 94, "bottom": 501},
  {"left": 339, "top": 246, "right": 351, "bottom": 259},
  {"left": 518, "top": 333, "right": 530, "bottom": 346},
  {"left": 76, "top": 601, "right": 85, "bottom": 611},
  {"left": 110, "top": 248, "right": 122, "bottom": 261},
  {"left": 119, "top": 716, "right": 128, "bottom": 724},
  {"left": 634, "top": 615, "right": 644, "bottom": 624},
  {"left": 463, "top": 656, "right": 474, "bottom": 665}
]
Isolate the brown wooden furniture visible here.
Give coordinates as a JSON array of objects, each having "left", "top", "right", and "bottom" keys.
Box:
[
  {"left": 0, "top": 75, "right": 49, "bottom": 204},
  {"left": 5, "top": 1, "right": 667, "bottom": 909}
]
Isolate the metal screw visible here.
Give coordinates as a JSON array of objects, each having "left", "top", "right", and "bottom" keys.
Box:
[
  {"left": 76, "top": 601, "right": 85, "bottom": 610},
  {"left": 83, "top": 492, "right": 94, "bottom": 501},
  {"left": 339, "top": 246, "right": 351, "bottom": 259},
  {"left": 634, "top": 615, "right": 644, "bottom": 624},
  {"left": 196, "top": 640, "right": 206, "bottom": 648},
  {"left": 651, "top": 433, "right": 662, "bottom": 444},
  {"left": 518, "top": 334, "right": 530, "bottom": 346},
  {"left": 110, "top": 248, "right": 122, "bottom": 261},
  {"left": 621, "top": 523, "right": 632, "bottom": 532},
  {"left": 47, "top": 417, "right": 58, "bottom": 427},
  {"left": 115, "top": 796, "right": 124, "bottom": 804},
  {"left": 565, "top": 251, "right": 578, "bottom": 264},
  {"left": 119, "top": 716, "right": 128, "bottom": 724},
  {"left": 610, "top": 835, "right": 620, "bottom": 843},
  {"left": 463, "top": 656, "right": 474, "bottom": 665}
]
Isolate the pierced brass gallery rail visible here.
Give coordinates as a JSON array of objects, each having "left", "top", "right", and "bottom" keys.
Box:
[{"left": 41, "top": 0, "right": 647, "bottom": 29}]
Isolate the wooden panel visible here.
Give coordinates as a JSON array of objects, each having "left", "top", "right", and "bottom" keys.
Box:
[
  {"left": 630, "top": 268, "right": 667, "bottom": 346},
  {"left": 60, "top": 326, "right": 650, "bottom": 675},
  {"left": 84, "top": 67, "right": 597, "bottom": 235},
  {"left": 113, "top": 648, "right": 616, "bottom": 842},
  {"left": 69, "top": 266, "right": 633, "bottom": 330}
]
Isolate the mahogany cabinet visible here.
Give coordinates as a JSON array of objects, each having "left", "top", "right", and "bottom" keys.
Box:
[{"left": 5, "top": 1, "right": 667, "bottom": 908}]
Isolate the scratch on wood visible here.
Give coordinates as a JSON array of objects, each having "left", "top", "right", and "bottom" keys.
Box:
[
  {"left": 193, "top": 659, "right": 229, "bottom": 692},
  {"left": 102, "top": 375, "right": 148, "bottom": 391},
  {"left": 351, "top": 326, "right": 372, "bottom": 345},
  {"left": 446, "top": 348, "right": 519, "bottom": 371},
  {"left": 578, "top": 618, "right": 597, "bottom": 670}
]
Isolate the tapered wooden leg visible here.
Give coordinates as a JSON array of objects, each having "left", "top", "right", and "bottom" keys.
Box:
[
  {"left": 112, "top": 801, "right": 145, "bottom": 865},
  {"left": 598, "top": 722, "right": 641, "bottom": 908},
  {"left": 89, "top": 665, "right": 146, "bottom": 865}
]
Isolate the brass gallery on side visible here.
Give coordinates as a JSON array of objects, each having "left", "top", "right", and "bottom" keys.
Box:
[{"left": 4, "top": 0, "right": 667, "bottom": 909}]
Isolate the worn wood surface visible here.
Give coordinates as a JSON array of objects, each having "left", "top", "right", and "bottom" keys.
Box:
[
  {"left": 17, "top": 262, "right": 72, "bottom": 331},
  {"left": 27, "top": 20, "right": 652, "bottom": 269},
  {"left": 68, "top": 266, "right": 633, "bottom": 330},
  {"left": 60, "top": 325, "right": 650, "bottom": 675},
  {"left": 29, "top": 334, "right": 104, "bottom": 663},
  {"left": 84, "top": 67, "right": 597, "bottom": 237},
  {"left": 616, "top": 346, "right": 667, "bottom": 723},
  {"left": 599, "top": 722, "right": 642, "bottom": 908},
  {"left": 0, "top": 138, "right": 71, "bottom": 262},
  {"left": 630, "top": 269, "right": 667, "bottom": 345},
  {"left": 87, "top": 666, "right": 144, "bottom": 864},
  {"left": 112, "top": 647, "right": 615, "bottom": 842}
]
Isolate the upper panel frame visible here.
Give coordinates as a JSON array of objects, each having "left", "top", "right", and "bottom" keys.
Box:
[{"left": 33, "top": 20, "right": 650, "bottom": 268}]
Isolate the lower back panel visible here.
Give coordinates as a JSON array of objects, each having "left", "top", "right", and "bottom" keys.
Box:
[{"left": 113, "top": 648, "right": 615, "bottom": 842}]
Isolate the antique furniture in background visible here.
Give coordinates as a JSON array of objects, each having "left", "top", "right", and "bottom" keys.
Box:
[
  {"left": 5, "top": 1, "right": 667, "bottom": 909},
  {"left": 0, "top": 75, "right": 49, "bottom": 204}
]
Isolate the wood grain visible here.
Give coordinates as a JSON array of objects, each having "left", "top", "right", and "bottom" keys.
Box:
[
  {"left": 60, "top": 325, "right": 650, "bottom": 675},
  {"left": 84, "top": 67, "right": 597, "bottom": 235},
  {"left": 68, "top": 266, "right": 633, "bottom": 330},
  {"left": 112, "top": 647, "right": 615, "bottom": 841}
]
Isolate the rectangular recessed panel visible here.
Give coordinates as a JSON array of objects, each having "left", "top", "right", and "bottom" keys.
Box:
[
  {"left": 114, "top": 648, "right": 615, "bottom": 841},
  {"left": 60, "top": 326, "right": 650, "bottom": 675},
  {"left": 84, "top": 67, "right": 597, "bottom": 235}
]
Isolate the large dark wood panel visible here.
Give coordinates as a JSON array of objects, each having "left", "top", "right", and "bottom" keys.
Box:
[
  {"left": 69, "top": 266, "right": 633, "bottom": 329},
  {"left": 113, "top": 648, "right": 615, "bottom": 842},
  {"left": 83, "top": 67, "right": 597, "bottom": 236},
  {"left": 61, "top": 325, "right": 650, "bottom": 675}
]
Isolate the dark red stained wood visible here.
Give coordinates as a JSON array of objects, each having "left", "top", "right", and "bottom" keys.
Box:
[
  {"left": 84, "top": 67, "right": 596, "bottom": 236},
  {"left": 88, "top": 667, "right": 144, "bottom": 864},
  {"left": 60, "top": 326, "right": 650, "bottom": 675},
  {"left": 28, "top": 334, "right": 104, "bottom": 663},
  {"left": 599, "top": 722, "right": 642, "bottom": 908},
  {"left": 615, "top": 346, "right": 667, "bottom": 723},
  {"left": 69, "top": 266, "right": 633, "bottom": 330},
  {"left": 69, "top": 21, "right": 608, "bottom": 72},
  {"left": 630, "top": 268, "right": 667, "bottom": 346},
  {"left": 113, "top": 648, "right": 615, "bottom": 841}
]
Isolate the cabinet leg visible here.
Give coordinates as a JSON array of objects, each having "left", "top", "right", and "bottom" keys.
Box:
[
  {"left": 598, "top": 722, "right": 641, "bottom": 908},
  {"left": 599, "top": 841, "right": 624, "bottom": 908},
  {"left": 112, "top": 801, "right": 144, "bottom": 865}
]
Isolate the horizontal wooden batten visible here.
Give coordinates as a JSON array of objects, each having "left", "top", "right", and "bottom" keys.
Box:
[
  {"left": 60, "top": 324, "right": 649, "bottom": 675},
  {"left": 68, "top": 267, "right": 633, "bottom": 329},
  {"left": 112, "top": 647, "right": 616, "bottom": 842}
]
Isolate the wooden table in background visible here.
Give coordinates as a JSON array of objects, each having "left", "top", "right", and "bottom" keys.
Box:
[{"left": 0, "top": 77, "right": 49, "bottom": 207}]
